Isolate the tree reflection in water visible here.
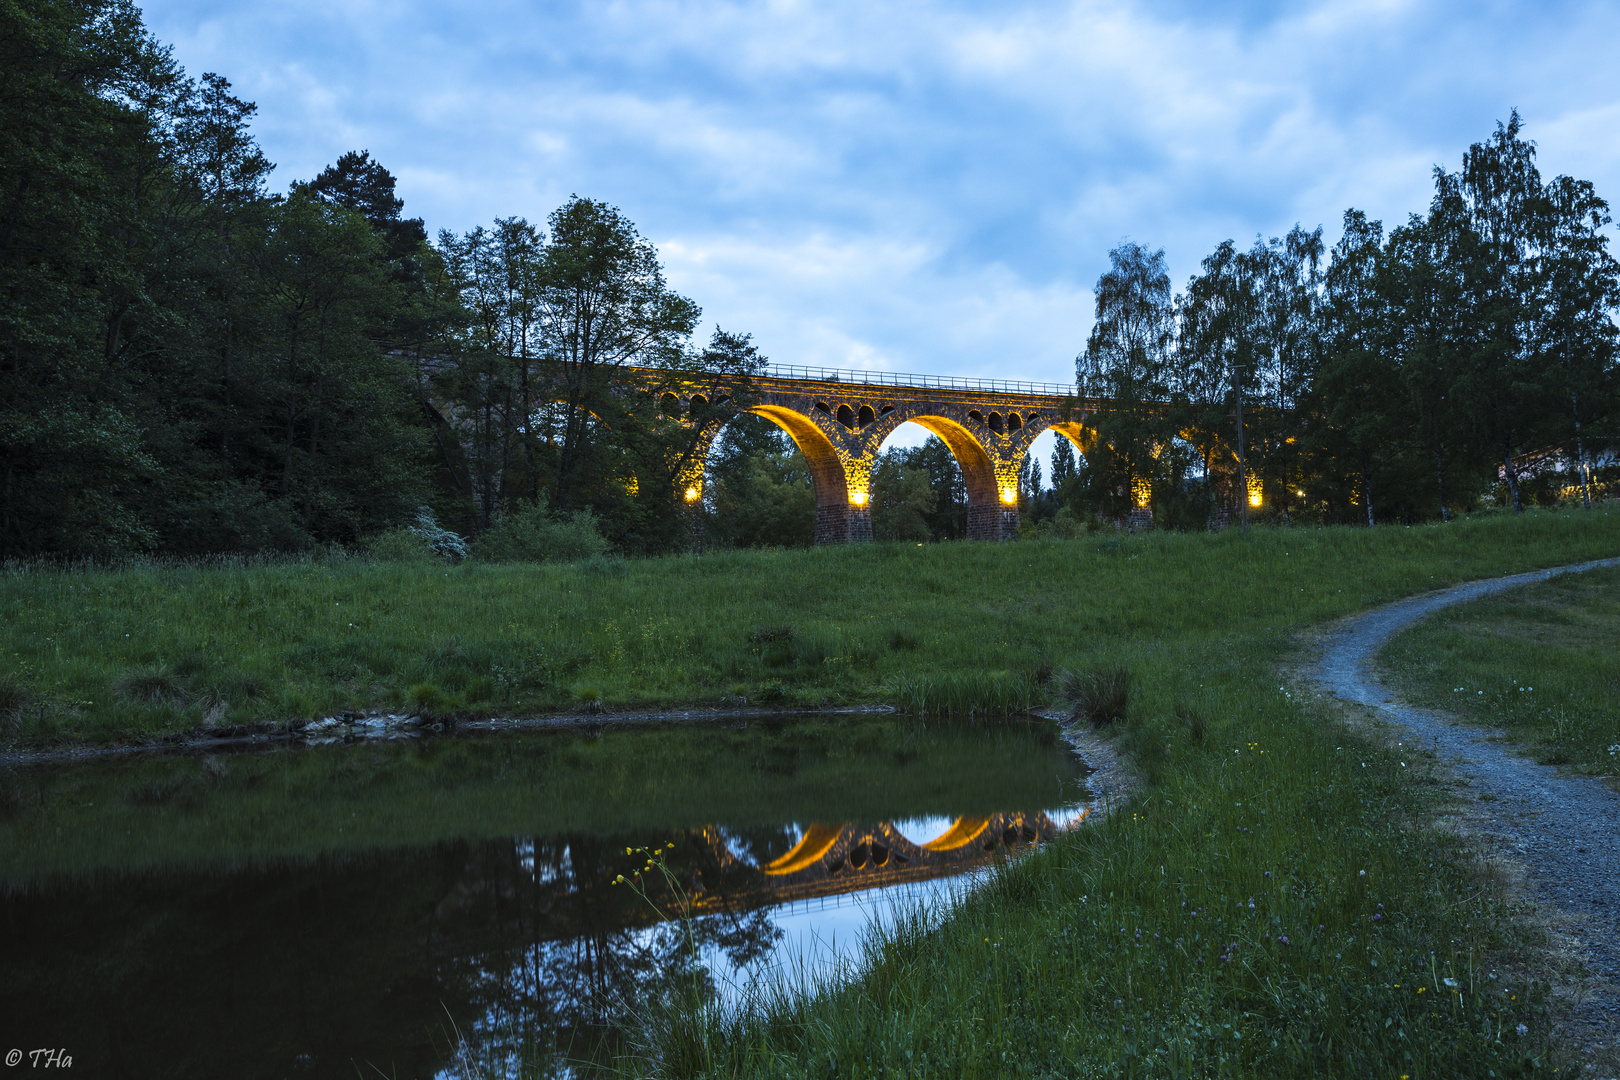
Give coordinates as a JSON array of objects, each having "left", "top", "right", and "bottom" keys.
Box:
[{"left": 433, "top": 811, "right": 1077, "bottom": 1068}]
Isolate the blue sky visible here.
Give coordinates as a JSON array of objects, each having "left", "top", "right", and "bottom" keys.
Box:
[{"left": 143, "top": 0, "right": 1620, "bottom": 393}]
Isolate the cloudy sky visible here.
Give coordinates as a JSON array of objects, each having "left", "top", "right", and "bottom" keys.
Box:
[{"left": 143, "top": 0, "right": 1620, "bottom": 391}]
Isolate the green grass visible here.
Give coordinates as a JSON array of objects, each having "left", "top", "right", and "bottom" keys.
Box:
[
  {"left": 1381, "top": 564, "right": 1620, "bottom": 777},
  {"left": 2, "top": 508, "right": 1618, "bottom": 749},
  {"left": 5, "top": 509, "right": 1620, "bottom": 1077}
]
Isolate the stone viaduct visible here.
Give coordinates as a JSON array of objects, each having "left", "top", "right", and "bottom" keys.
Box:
[{"left": 658, "top": 365, "right": 1098, "bottom": 543}]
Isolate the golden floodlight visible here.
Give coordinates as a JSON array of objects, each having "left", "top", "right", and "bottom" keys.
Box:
[
  {"left": 684, "top": 486, "right": 700, "bottom": 502},
  {"left": 850, "top": 490, "right": 869, "bottom": 506},
  {"left": 1246, "top": 475, "right": 1263, "bottom": 508},
  {"left": 1000, "top": 485, "right": 1018, "bottom": 505}
]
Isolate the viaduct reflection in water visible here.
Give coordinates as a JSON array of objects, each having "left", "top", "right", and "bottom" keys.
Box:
[
  {"left": 435, "top": 809, "right": 1088, "bottom": 1066},
  {"left": 0, "top": 810, "right": 1085, "bottom": 1079}
]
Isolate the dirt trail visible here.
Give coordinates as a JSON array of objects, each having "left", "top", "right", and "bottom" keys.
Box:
[{"left": 1309, "top": 558, "right": 1620, "bottom": 1068}]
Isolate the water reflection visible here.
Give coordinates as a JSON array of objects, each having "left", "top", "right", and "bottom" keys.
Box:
[{"left": 0, "top": 720, "right": 1088, "bottom": 1077}]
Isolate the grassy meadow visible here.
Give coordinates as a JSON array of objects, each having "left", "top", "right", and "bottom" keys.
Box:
[
  {"left": 1381, "top": 563, "right": 1620, "bottom": 779},
  {"left": 2, "top": 506, "right": 1619, "bottom": 749},
  {"left": 5, "top": 508, "right": 1620, "bottom": 1077}
]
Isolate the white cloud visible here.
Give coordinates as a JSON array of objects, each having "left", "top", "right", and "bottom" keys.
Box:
[{"left": 142, "top": 0, "right": 1620, "bottom": 382}]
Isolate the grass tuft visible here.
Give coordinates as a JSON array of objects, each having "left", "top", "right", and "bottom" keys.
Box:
[
  {"left": 113, "top": 664, "right": 188, "bottom": 707},
  {"left": 0, "top": 671, "right": 31, "bottom": 732},
  {"left": 1176, "top": 700, "right": 1210, "bottom": 745},
  {"left": 1059, "top": 665, "right": 1132, "bottom": 727}
]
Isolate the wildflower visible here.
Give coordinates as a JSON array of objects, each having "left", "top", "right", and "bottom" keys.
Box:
[
  {"left": 1516, "top": 1024, "right": 1528, "bottom": 1036},
  {"left": 1359, "top": 870, "right": 1366, "bottom": 877},
  {"left": 1443, "top": 978, "right": 1459, "bottom": 988},
  {"left": 1279, "top": 936, "right": 1289, "bottom": 944}
]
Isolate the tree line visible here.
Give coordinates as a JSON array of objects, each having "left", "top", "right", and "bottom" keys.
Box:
[
  {"left": 5, "top": 2, "right": 1615, "bottom": 561},
  {"left": 2, "top": 0, "right": 772, "bottom": 560},
  {"left": 1068, "top": 112, "right": 1619, "bottom": 531}
]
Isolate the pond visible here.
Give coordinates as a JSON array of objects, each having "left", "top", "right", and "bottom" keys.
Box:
[{"left": 0, "top": 715, "right": 1091, "bottom": 1078}]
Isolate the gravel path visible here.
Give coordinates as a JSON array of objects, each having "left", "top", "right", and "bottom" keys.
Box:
[{"left": 1309, "top": 558, "right": 1620, "bottom": 1068}]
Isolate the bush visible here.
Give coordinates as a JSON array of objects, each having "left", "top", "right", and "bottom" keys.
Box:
[
  {"left": 369, "top": 528, "right": 438, "bottom": 563},
  {"left": 369, "top": 507, "right": 467, "bottom": 563},
  {"left": 472, "top": 501, "right": 611, "bottom": 563}
]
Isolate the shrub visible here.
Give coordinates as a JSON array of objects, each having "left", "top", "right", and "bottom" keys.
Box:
[
  {"left": 1057, "top": 665, "right": 1132, "bottom": 727},
  {"left": 472, "top": 500, "right": 610, "bottom": 563},
  {"left": 369, "top": 527, "right": 438, "bottom": 563}
]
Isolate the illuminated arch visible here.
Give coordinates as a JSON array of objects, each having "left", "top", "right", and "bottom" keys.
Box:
[
  {"left": 920, "top": 816, "right": 991, "bottom": 852},
  {"left": 762, "top": 823, "right": 847, "bottom": 876},
  {"left": 748, "top": 404, "right": 855, "bottom": 541},
  {"left": 901, "top": 414, "right": 1001, "bottom": 510}
]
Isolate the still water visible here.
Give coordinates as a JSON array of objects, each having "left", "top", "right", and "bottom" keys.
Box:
[{"left": 0, "top": 716, "right": 1090, "bottom": 1077}]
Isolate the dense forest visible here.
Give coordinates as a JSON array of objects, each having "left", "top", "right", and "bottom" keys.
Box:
[{"left": 4, "top": 1, "right": 1616, "bottom": 561}]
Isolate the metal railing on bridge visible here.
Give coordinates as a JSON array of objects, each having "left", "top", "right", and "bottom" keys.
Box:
[{"left": 760, "top": 363, "right": 1079, "bottom": 398}]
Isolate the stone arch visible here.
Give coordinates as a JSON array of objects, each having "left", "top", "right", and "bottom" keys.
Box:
[
  {"left": 903, "top": 414, "right": 1006, "bottom": 540},
  {"left": 748, "top": 404, "right": 856, "bottom": 544},
  {"left": 1044, "top": 420, "right": 1095, "bottom": 456}
]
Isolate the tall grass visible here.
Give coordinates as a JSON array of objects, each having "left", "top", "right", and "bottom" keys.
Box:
[
  {"left": 3, "top": 509, "right": 1617, "bottom": 1076},
  {"left": 1381, "top": 562, "right": 1620, "bottom": 774},
  {"left": 2, "top": 508, "right": 1617, "bottom": 749},
  {"left": 887, "top": 670, "right": 1035, "bottom": 718}
]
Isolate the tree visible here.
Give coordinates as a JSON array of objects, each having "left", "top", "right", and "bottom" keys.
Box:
[
  {"left": 251, "top": 188, "right": 428, "bottom": 538},
  {"left": 1176, "top": 240, "right": 1269, "bottom": 525},
  {"left": 436, "top": 217, "right": 548, "bottom": 522},
  {"left": 870, "top": 453, "right": 936, "bottom": 541},
  {"left": 1535, "top": 175, "right": 1619, "bottom": 506},
  {"left": 1252, "top": 225, "right": 1324, "bottom": 524},
  {"left": 535, "top": 198, "right": 701, "bottom": 511},
  {"left": 1079, "top": 243, "right": 1176, "bottom": 521},
  {"left": 1435, "top": 111, "right": 1549, "bottom": 513}
]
